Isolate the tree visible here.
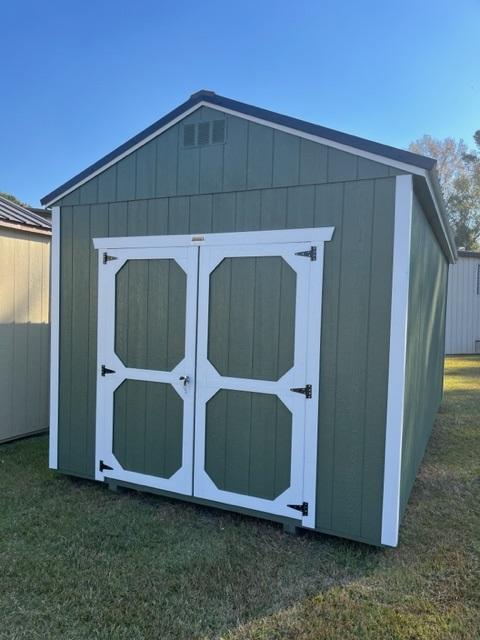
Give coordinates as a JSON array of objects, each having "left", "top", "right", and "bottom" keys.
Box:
[
  {"left": 0, "top": 192, "right": 29, "bottom": 207},
  {"left": 409, "top": 133, "right": 480, "bottom": 250}
]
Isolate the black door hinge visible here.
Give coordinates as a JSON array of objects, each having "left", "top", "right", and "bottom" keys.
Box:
[
  {"left": 101, "top": 365, "right": 116, "bottom": 376},
  {"left": 295, "top": 246, "right": 317, "bottom": 261},
  {"left": 290, "top": 384, "right": 312, "bottom": 398},
  {"left": 103, "top": 252, "right": 117, "bottom": 264},
  {"left": 287, "top": 501, "right": 309, "bottom": 516},
  {"left": 99, "top": 460, "right": 113, "bottom": 472}
]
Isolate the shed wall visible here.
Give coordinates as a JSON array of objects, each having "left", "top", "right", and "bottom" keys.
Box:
[
  {"left": 54, "top": 109, "right": 398, "bottom": 544},
  {"left": 57, "top": 176, "right": 395, "bottom": 544},
  {"left": 401, "top": 194, "right": 448, "bottom": 517},
  {"left": 0, "top": 228, "right": 50, "bottom": 442},
  {"left": 445, "top": 256, "right": 480, "bottom": 354}
]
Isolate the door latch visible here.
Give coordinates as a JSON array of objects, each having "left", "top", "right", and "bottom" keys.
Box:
[{"left": 179, "top": 375, "right": 190, "bottom": 387}]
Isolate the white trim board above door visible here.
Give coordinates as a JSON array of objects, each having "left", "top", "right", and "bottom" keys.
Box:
[
  {"left": 92, "top": 227, "right": 335, "bottom": 250},
  {"left": 93, "top": 227, "right": 334, "bottom": 528}
]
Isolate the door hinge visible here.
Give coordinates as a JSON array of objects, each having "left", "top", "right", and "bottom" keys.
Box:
[
  {"left": 103, "top": 252, "right": 117, "bottom": 264},
  {"left": 295, "top": 246, "right": 317, "bottom": 261},
  {"left": 290, "top": 384, "right": 312, "bottom": 398},
  {"left": 99, "top": 460, "right": 113, "bottom": 472},
  {"left": 287, "top": 501, "right": 309, "bottom": 516},
  {"left": 101, "top": 364, "right": 116, "bottom": 376}
]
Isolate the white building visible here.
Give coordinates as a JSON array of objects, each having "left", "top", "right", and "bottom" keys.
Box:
[{"left": 445, "top": 250, "right": 480, "bottom": 354}]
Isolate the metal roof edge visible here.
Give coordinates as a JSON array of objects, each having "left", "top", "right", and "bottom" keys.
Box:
[
  {"left": 412, "top": 172, "right": 457, "bottom": 264},
  {"left": 457, "top": 249, "right": 480, "bottom": 259}
]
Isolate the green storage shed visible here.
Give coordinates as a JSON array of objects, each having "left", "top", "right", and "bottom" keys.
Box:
[{"left": 42, "top": 91, "right": 455, "bottom": 546}]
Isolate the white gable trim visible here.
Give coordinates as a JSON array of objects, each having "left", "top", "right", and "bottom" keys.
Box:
[{"left": 44, "top": 100, "right": 429, "bottom": 208}]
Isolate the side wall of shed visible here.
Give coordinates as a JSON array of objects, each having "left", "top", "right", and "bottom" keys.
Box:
[
  {"left": 0, "top": 228, "right": 50, "bottom": 442},
  {"left": 400, "top": 193, "right": 448, "bottom": 517}
]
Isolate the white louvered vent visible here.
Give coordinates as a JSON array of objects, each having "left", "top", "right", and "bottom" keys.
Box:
[
  {"left": 197, "top": 122, "right": 210, "bottom": 146},
  {"left": 182, "top": 120, "right": 226, "bottom": 147},
  {"left": 183, "top": 123, "right": 196, "bottom": 147}
]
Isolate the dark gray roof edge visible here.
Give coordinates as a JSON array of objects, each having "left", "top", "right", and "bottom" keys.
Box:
[
  {"left": 41, "top": 90, "right": 436, "bottom": 205},
  {"left": 429, "top": 170, "right": 457, "bottom": 262},
  {"left": 457, "top": 249, "right": 480, "bottom": 258}
]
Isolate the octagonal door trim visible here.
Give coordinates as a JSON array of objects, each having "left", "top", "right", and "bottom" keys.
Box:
[
  {"left": 94, "top": 245, "right": 198, "bottom": 495},
  {"left": 194, "top": 240, "right": 328, "bottom": 527}
]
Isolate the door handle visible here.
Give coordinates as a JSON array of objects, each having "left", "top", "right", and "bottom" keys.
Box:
[{"left": 179, "top": 375, "right": 190, "bottom": 387}]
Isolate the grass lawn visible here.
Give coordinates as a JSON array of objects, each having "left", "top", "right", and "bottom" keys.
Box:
[{"left": 0, "top": 356, "right": 479, "bottom": 639}]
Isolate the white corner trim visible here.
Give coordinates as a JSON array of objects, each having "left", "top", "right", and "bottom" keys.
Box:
[
  {"left": 44, "top": 99, "right": 428, "bottom": 208},
  {"left": 48, "top": 206, "right": 60, "bottom": 469},
  {"left": 381, "top": 174, "right": 413, "bottom": 547}
]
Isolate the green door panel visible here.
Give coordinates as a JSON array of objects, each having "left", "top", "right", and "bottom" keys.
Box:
[
  {"left": 205, "top": 389, "right": 292, "bottom": 499},
  {"left": 113, "top": 379, "right": 183, "bottom": 478},
  {"left": 115, "top": 258, "right": 186, "bottom": 370},
  {"left": 207, "top": 256, "right": 296, "bottom": 380}
]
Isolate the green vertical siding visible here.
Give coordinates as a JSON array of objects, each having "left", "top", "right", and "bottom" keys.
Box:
[
  {"left": 400, "top": 194, "right": 448, "bottom": 517},
  {"left": 56, "top": 108, "right": 401, "bottom": 208},
  {"left": 0, "top": 228, "right": 50, "bottom": 443},
  {"left": 53, "top": 99, "right": 408, "bottom": 543},
  {"left": 113, "top": 379, "right": 183, "bottom": 478},
  {"left": 205, "top": 390, "right": 292, "bottom": 500},
  {"left": 57, "top": 176, "right": 395, "bottom": 544},
  {"left": 314, "top": 178, "right": 395, "bottom": 544}
]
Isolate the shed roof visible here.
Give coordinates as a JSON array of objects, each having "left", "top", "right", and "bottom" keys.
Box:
[
  {"left": 0, "top": 196, "right": 51, "bottom": 234},
  {"left": 40, "top": 90, "right": 456, "bottom": 261},
  {"left": 457, "top": 249, "right": 480, "bottom": 259}
]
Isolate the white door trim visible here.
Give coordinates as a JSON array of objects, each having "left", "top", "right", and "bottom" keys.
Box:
[
  {"left": 92, "top": 226, "right": 333, "bottom": 526},
  {"left": 92, "top": 227, "right": 334, "bottom": 250},
  {"left": 48, "top": 206, "right": 60, "bottom": 469},
  {"left": 191, "top": 235, "right": 332, "bottom": 526},
  {"left": 94, "top": 245, "right": 199, "bottom": 495},
  {"left": 381, "top": 174, "right": 413, "bottom": 547}
]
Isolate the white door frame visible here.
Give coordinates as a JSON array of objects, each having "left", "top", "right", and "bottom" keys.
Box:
[
  {"left": 194, "top": 240, "right": 317, "bottom": 525},
  {"left": 93, "top": 227, "right": 334, "bottom": 527},
  {"left": 94, "top": 244, "right": 199, "bottom": 495}
]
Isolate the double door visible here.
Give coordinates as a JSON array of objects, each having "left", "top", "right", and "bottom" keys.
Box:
[{"left": 95, "top": 229, "right": 332, "bottom": 527}]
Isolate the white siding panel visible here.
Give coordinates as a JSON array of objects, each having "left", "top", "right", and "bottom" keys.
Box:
[{"left": 445, "top": 256, "right": 480, "bottom": 354}]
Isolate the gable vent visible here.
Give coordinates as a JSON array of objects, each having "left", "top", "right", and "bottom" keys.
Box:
[
  {"left": 183, "top": 123, "right": 196, "bottom": 147},
  {"left": 182, "top": 120, "right": 227, "bottom": 148},
  {"left": 197, "top": 121, "right": 210, "bottom": 146},
  {"left": 212, "top": 119, "right": 226, "bottom": 144}
]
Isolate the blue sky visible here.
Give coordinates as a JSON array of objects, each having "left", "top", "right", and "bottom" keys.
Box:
[{"left": 1, "top": 0, "right": 479, "bottom": 206}]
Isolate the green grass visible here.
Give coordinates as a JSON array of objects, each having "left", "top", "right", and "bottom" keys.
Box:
[{"left": 0, "top": 357, "right": 479, "bottom": 639}]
